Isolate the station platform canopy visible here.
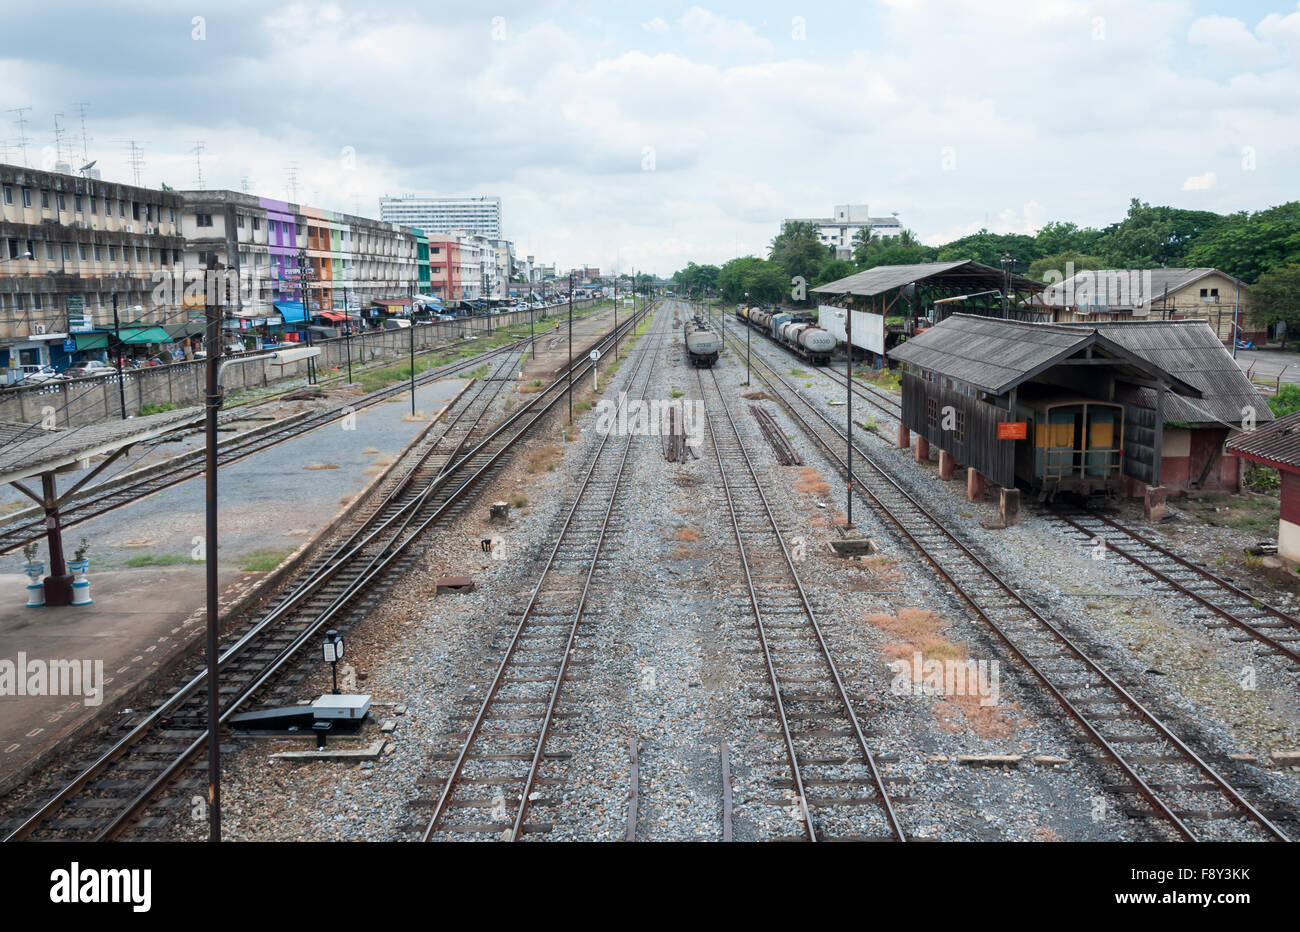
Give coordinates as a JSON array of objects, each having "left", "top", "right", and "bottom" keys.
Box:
[
  {"left": 0, "top": 406, "right": 204, "bottom": 487},
  {"left": 813, "top": 260, "right": 1046, "bottom": 300}
]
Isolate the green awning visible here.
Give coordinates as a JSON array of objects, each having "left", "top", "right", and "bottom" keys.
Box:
[
  {"left": 74, "top": 332, "right": 109, "bottom": 350},
  {"left": 163, "top": 321, "right": 207, "bottom": 339},
  {"left": 119, "top": 327, "right": 172, "bottom": 345}
]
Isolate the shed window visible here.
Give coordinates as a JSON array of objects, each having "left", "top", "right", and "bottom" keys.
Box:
[{"left": 926, "top": 397, "right": 939, "bottom": 430}]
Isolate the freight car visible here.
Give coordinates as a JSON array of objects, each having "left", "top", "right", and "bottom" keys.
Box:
[
  {"left": 684, "top": 316, "right": 722, "bottom": 368},
  {"left": 1011, "top": 391, "right": 1125, "bottom": 498},
  {"left": 735, "top": 306, "right": 837, "bottom": 365}
]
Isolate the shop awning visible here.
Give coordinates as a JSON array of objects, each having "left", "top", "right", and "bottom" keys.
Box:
[
  {"left": 273, "top": 301, "right": 308, "bottom": 323},
  {"left": 163, "top": 321, "right": 208, "bottom": 339},
  {"left": 319, "top": 311, "right": 353, "bottom": 323},
  {"left": 119, "top": 327, "right": 172, "bottom": 345},
  {"left": 74, "top": 332, "right": 110, "bottom": 350}
]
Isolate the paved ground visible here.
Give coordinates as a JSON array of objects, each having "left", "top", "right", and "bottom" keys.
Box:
[
  {"left": 1233, "top": 348, "right": 1300, "bottom": 388},
  {"left": 521, "top": 304, "right": 635, "bottom": 380},
  {"left": 0, "top": 376, "right": 466, "bottom": 789}
]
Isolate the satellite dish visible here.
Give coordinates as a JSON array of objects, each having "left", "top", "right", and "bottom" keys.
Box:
[{"left": 78, "top": 160, "right": 97, "bottom": 173}]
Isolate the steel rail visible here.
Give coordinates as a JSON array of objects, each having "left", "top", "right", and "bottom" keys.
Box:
[
  {"left": 422, "top": 307, "right": 667, "bottom": 841},
  {"left": 719, "top": 323, "right": 1289, "bottom": 842},
  {"left": 1048, "top": 507, "right": 1300, "bottom": 667},
  {"left": 3, "top": 306, "right": 655, "bottom": 842},
  {"left": 698, "top": 363, "right": 904, "bottom": 842}
]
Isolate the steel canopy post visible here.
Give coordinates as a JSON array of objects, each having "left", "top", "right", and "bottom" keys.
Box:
[
  {"left": 567, "top": 272, "right": 574, "bottom": 425},
  {"left": 112, "top": 294, "right": 126, "bottom": 419},
  {"left": 409, "top": 282, "right": 416, "bottom": 416},
  {"left": 846, "top": 308, "right": 853, "bottom": 527}
]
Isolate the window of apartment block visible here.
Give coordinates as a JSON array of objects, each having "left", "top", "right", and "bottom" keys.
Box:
[
  {"left": 12, "top": 294, "right": 23, "bottom": 311},
  {"left": 44, "top": 242, "right": 54, "bottom": 259},
  {"left": 132, "top": 201, "right": 140, "bottom": 220},
  {"left": 89, "top": 196, "right": 97, "bottom": 214},
  {"left": 108, "top": 245, "right": 117, "bottom": 260},
  {"left": 74, "top": 195, "right": 83, "bottom": 212},
  {"left": 196, "top": 213, "right": 213, "bottom": 227},
  {"left": 136, "top": 247, "right": 143, "bottom": 262},
  {"left": 32, "top": 294, "right": 42, "bottom": 310},
  {"left": 1, "top": 185, "right": 11, "bottom": 204},
  {"left": 57, "top": 194, "right": 66, "bottom": 211},
  {"left": 118, "top": 200, "right": 125, "bottom": 217},
  {"left": 62, "top": 244, "right": 72, "bottom": 260},
  {"left": 21, "top": 187, "right": 32, "bottom": 207},
  {"left": 236, "top": 213, "right": 244, "bottom": 228},
  {"left": 252, "top": 216, "right": 260, "bottom": 231},
  {"left": 5, "top": 238, "right": 16, "bottom": 258},
  {"left": 79, "top": 244, "right": 88, "bottom": 261},
  {"left": 40, "top": 190, "right": 49, "bottom": 208},
  {"left": 94, "top": 245, "right": 103, "bottom": 261},
  {"left": 25, "top": 240, "right": 33, "bottom": 258},
  {"left": 146, "top": 204, "right": 153, "bottom": 221}
]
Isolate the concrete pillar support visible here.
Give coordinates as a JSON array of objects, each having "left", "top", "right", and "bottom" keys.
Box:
[
  {"left": 1000, "top": 487, "right": 1020, "bottom": 526},
  {"left": 966, "top": 467, "right": 985, "bottom": 502},
  {"left": 897, "top": 423, "right": 910, "bottom": 450},
  {"left": 938, "top": 449, "right": 954, "bottom": 481},
  {"left": 1143, "top": 485, "right": 1167, "bottom": 521},
  {"left": 915, "top": 435, "right": 930, "bottom": 463}
]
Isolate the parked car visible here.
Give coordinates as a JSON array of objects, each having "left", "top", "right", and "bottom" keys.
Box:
[
  {"left": 63, "top": 360, "right": 118, "bottom": 379},
  {"left": 11, "top": 364, "right": 67, "bottom": 385}
]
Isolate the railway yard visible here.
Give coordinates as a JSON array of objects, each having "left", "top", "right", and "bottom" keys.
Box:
[{"left": 1, "top": 298, "right": 1297, "bottom": 849}]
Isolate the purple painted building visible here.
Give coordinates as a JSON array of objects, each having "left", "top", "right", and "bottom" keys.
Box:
[{"left": 260, "top": 196, "right": 302, "bottom": 307}]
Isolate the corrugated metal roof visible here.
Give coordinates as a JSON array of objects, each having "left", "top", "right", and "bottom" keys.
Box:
[
  {"left": 1040, "top": 267, "right": 1248, "bottom": 308},
  {"left": 812, "top": 260, "right": 1044, "bottom": 298},
  {"left": 1059, "top": 319, "right": 1273, "bottom": 427},
  {"left": 1227, "top": 411, "right": 1300, "bottom": 469},
  {"left": 888, "top": 315, "right": 1088, "bottom": 393}
]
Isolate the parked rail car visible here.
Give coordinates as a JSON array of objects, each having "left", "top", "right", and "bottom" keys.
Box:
[
  {"left": 684, "top": 316, "right": 722, "bottom": 368},
  {"left": 1010, "top": 392, "right": 1125, "bottom": 498},
  {"left": 736, "top": 306, "right": 836, "bottom": 365}
]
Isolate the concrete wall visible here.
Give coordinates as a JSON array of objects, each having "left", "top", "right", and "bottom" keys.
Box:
[{"left": 0, "top": 300, "right": 604, "bottom": 427}]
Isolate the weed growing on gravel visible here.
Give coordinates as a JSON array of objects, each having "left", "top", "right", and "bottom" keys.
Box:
[
  {"left": 124, "top": 553, "right": 193, "bottom": 567},
  {"left": 241, "top": 549, "right": 289, "bottom": 572}
]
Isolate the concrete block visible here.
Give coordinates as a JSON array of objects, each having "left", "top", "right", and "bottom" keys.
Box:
[
  {"left": 999, "top": 488, "right": 1020, "bottom": 526},
  {"left": 966, "top": 467, "right": 984, "bottom": 502},
  {"left": 1143, "top": 485, "right": 1167, "bottom": 521},
  {"left": 915, "top": 435, "right": 930, "bottom": 463},
  {"left": 897, "top": 423, "right": 910, "bottom": 450},
  {"left": 938, "top": 448, "right": 954, "bottom": 481}
]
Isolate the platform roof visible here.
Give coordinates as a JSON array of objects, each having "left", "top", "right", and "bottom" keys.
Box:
[
  {"left": 889, "top": 314, "right": 1202, "bottom": 398},
  {"left": 0, "top": 407, "right": 204, "bottom": 487},
  {"left": 811, "top": 260, "right": 1045, "bottom": 298}
]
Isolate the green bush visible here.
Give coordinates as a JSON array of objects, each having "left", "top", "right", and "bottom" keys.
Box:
[{"left": 1268, "top": 383, "right": 1300, "bottom": 417}]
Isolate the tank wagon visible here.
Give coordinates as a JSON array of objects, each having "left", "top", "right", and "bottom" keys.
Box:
[
  {"left": 735, "top": 306, "right": 838, "bottom": 365},
  {"left": 684, "top": 315, "right": 722, "bottom": 368}
]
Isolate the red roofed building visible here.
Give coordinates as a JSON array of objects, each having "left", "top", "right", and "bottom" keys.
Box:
[{"left": 1227, "top": 411, "right": 1300, "bottom": 562}]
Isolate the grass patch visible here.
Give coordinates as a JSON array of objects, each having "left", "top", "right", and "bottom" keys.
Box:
[
  {"left": 240, "top": 549, "right": 290, "bottom": 572},
  {"left": 139, "top": 401, "right": 178, "bottom": 416},
  {"left": 510, "top": 493, "right": 530, "bottom": 509},
  {"left": 791, "top": 367, "right": 810, "bottom": 377},
  {"left": 124, "top": 553, "right": 194, "bottom": 568},
  {"left": 526, "top": 445, "right": 563, "bottom": 473}
]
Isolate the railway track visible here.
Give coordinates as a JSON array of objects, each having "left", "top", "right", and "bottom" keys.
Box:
[
  {"left": 419, "top": 307, "right": 669, "bottom": 841},
  {"left": 718, "top": 324, "right": 1292, "bottom": 842},
  {"left": 0, "top": 306, "right": 652, "bottom": 842},
  {"left": 698, "top": 365, "right": 904, "bottom": 842},
  {"left": 0, "top": 333, "right": 537, "bottom": 556},
  {"left": 1045, "top": 506, "right": 1300, "bottom": 671}
]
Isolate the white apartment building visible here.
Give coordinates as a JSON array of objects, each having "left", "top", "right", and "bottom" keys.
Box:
[
  {"left": 378, "top": 195, "right": 502, "bottom": 238},
  {"left": 784, "top": 204, "right": 903, "bottom": 260}
]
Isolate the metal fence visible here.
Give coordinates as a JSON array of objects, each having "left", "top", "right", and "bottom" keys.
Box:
[{"left": 1, "top": 301, "right": 601, "bottom": 428}]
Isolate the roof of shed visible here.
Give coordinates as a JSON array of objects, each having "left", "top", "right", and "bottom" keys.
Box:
[
  {"left": 811, "top": 260, "right": 1045, "bottom": 298},
  {"left": 888, "top": 314, "right": 1202, "bottom": 398},
  {"left": 1227, "top": 411, "right": 1300, "bottom": 469},
  {"left": 1040, "top": 267, "right": 1249, "bottom": 307},
  {"left": 0, "top": 407, "right": 204, "bottom": 486},
  {"left": 1058, "top": 319, "right": 1273, "bottom": 427}
]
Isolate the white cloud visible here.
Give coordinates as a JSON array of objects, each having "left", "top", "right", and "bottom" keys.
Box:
[
  {"left": 678, "top": 6, "right": 773, "bottom": 54},
  {"left": 641, "top": 17, "right": 668, "bottom": 34},
  {"left": 1188, "top": 15, "right": 1273, "bottom": 60},
  {"left": 1182, "top": 171, "right": 1217, "bottom": 190}
]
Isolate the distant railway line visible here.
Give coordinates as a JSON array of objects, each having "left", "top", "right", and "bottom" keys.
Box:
[
  {"left": 716, "top": 322, "right": 1292, "bottom": 842},
  {"left": 0, "top": 305, "right": 653, "bottom": 842}
]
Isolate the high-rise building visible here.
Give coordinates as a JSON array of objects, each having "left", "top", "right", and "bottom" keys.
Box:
[
  {"left": 783, "top": 204, "right": 902, "bottom": 260},
  {"left": 378, "top": 195, "right": 501, "bottom": 238}
]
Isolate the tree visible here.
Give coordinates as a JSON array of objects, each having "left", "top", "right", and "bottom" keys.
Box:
[
  {"left": 718, "top": 256, "right": 787, "bottom": 304},
  {"left": 1249, "top": 264, "right": 1300, "bottom": 348},
  {"left": 853, "top": 227, "right": 936, "bottom": 269},
  {"left": 1027, "top": 251, "right": 1104, "bottom": 283},
  {"left": 1034, "top": 220, "right": 1103, "bottom": 257},
  {"left": 1093, "top": 198, "right": 1226, "bottom": 268},
  {"left": 769, "top": 220, "right": 831, "bottom": 295},
  {"left": 814, "top": 259, "right": 857, "bottom": 287},
  {"left": 1184, "top": 203, "right": 1300, "bottom": 282},
  {"left": 672, "top": 261, "right": 721, "bottom": 296},
  {"left": 936, "top": 230, "right": 1040, "bottom": 270}
]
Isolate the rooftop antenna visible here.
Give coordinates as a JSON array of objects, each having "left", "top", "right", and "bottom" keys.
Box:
[
  {"left": 123, "top": 139, "right": 147, "bottom": 185},
  {"left": 240, "top": 175, "right": 251, "bottom": 194},
  {"left": 74, "top": 102, "right": 92, "bottom": 161},
  {"left": 53, "top": 112, "right": 67, "bottom": 164},
  {"left": 190, "top": 139, "right": 206, "bottom": 189},
  {"left": 7, "top": 106, "right": 32, "bottom": 167},
  {"left": 285, "top": 162, "right": 300, "bottom": 202}
]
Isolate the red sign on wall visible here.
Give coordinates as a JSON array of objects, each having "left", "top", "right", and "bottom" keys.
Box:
[{"left": 998, "top": 421, "right": 1028, "bottom": 440}]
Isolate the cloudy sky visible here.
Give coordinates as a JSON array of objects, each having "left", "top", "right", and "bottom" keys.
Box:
[{"left": 2, "top": 1, "right": 1298, "bottom": 274}]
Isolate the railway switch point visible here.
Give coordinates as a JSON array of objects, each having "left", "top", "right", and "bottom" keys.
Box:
[{"left": 938, "top": 449, "right": 954, "bottom": 481}]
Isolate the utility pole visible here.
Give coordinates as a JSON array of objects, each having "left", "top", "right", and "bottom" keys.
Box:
[
  {"left": 202, "top": 259, "right": 222, "bottom": 843},
  {"left": 567, "top": 272, "right": 574, "bottom": 424},
  {"left": 111, "top": 294, "right": 126, "bottom": 419},
  {"left": 298, "top": 245, "right": 314, "bottom": 384},
  {"left": 845, "top": 308, "right": 853, "bottom": 527},
  {"left": 409, "top": 280, "right": 416, "bottom": 415},
  {"left": 343, "top": 285, "right": 353, "bottom": 385},
  {"left": 613, "top": 271, "right": 618, "bottom": 359},
  {"left": 1232, "top": 279, "right": 1241, "bottom": 359},
  {"left": 744, "top": 291, "right": 751, "bottom": 386}
]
